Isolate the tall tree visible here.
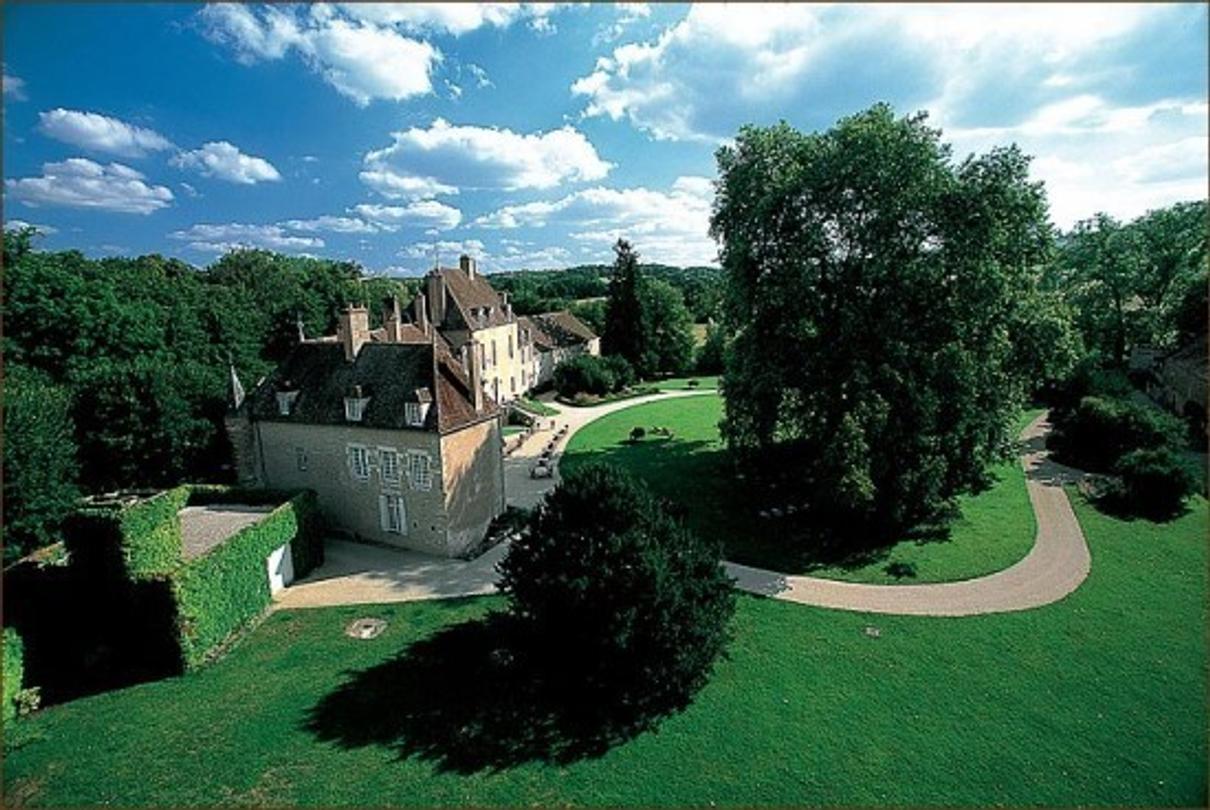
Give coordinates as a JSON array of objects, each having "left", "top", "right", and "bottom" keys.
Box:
[
  {"left": 641, "top": 278, "right": 696, "bottom": 375},
  {"left": 602, "top": 239, "right": 647, "bottom": 370},
  {"left": 711, "top": 105, "right": 1057, "bottom": 530},
  {"left": 2, "top": 367, "right": 80, "bottom": 561}
]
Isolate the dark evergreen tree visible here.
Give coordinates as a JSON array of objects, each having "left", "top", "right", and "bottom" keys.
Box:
[{"left": 602, "top": 239, "right": 647, "bottom": 370}]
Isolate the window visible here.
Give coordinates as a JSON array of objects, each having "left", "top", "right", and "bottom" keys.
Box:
[
  {"left": 492, "top": 340, "right": 498, "bottom": 365},
  {"left": 405, "top": 403, "right": 421, "bottom": 426},
  {"left": 295, "top": 447, "right": 308, "bottom": 472},
  {"left": 379, "top": 494, "right": 406, "bottom": 535},
  {"left": 379, "top": 448, "right": 400, "bottom": 483},
  {"left": 508, "top": 334, "right": 514, "bottom": 359},
  {"left": 276, "top": 390, "right": 299, "bottom": 415},
  {"left": 344, "top": 396, "right": 369, "bottom": 422},
  {"left": 522, "top": 368, "right": 527, "bottom": 386},
  {"left": 510, "top": 376, "right": 516, "bottom": 394},
  {"left": 407, "top": 451, "right": 433, "bottom": 491},
  {"left": 347, "top": 445, "right": 370, "bottom": 481}
]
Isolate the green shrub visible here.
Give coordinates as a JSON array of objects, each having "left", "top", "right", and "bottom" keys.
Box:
[
  {"left": 555, "top": 355, "right": 617, "bottom": 398},
  {"left": 1051, "top": 396, "right": 1185, "bottom": 472},
  {"left": 498, "top": 463, "right": 735, "bottom": 724},
  {"left": 63, "top": 487, "right": 187, "bottom": 582},
  {"left": 1110, "top": 448, "right": 1196, "bottom": 519},
  {"left": 4, "top": 626, "right": 24, "bottom": 723},
  {"left": 174, "top": 490, "right": 322, "bottom": 668},
  {"left": 629, "top": 426, "right": 646, "bottom": 442},
  {"left": 602, "top": 355, "right": 636, "bottom": 390}
]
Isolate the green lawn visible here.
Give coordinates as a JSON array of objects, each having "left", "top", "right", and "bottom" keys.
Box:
[
  {"left": 502, "top": 426, "right": 526, "bottom": 437},
  {"left": 4, "top": 493, "right": 1205, "bottom": 806},
  {"left": 561, "top": 394, "right": 1041, "bottom": 582},
  {"left": 514, "top": 396, "right": 559, "bottom": 417},
  {"left": 655, "top": 374, "right": 719, "bottom": 390}
]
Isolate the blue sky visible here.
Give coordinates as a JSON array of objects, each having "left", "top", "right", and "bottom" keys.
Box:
[{"left": 3, "top": 3, "right": 1207, "bottom": 275}]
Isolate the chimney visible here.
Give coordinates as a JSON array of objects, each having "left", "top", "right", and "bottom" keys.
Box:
[
  {"left": 414, "top": 291, "right": 429, "bottom": 335},
  {"left": 466, "top": 341, "right": 484, "bottom": 411},
  {"left": 382, "top": 296, "right": 402, "bottom": 342},
  {"left": 459, "top": 254, "right": 476, "bottom": 278},
  {"left": 338, "top": 304, "right": 370, "bottom": 362},
  {"left": 426, "top": 270, "right": 446, "bottom": 326},
  {"left": 500, "top": 291, "right": 512, "bottom": 320}
]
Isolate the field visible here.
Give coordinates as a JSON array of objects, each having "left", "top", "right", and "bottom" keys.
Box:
[
  {"left": 561, "top": 394, "right": 1040, "bottom": 582},
  {"left": 3, "top": 491, "right": 1205, "bottom": 806}
]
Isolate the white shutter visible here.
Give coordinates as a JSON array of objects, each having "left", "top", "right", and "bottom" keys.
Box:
[
  {"left": 395, "top": 497, "right": 408, "bottom": 535},
  {"left": 379, "top": 494, "right": 390, "bottom": 532}
]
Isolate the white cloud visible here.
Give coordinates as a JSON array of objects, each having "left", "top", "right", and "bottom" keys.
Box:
[
  {"left": 37, "top": 108, "right": 174, "bottom": 158},
  {"left": 169, "top": 222, "right": 324, "bottom": 253},
  {"left": 179, "top": 182, "right": 200, "bottom": 198},
  {"left": 466, "top": 63, "right": 493, "bottom": 89},
  {"left": 352, "top": 200, "right": 463, "bottom": 230},
  {"left": 5, "top": 158, "right": 174, "bottom": 214},
  {"left": 200, "top": 4, "right": 439, "bottom": 106},
  {"left": 362, "top": 118, "right": 611, "bottom": 199},
  {"left": 474, "top": 176, "right": 717, "bottom": 265},
  {"left": 3, "top": 219, "right": 57, "bottom": 235},
  {"left": 572, "top": 3, "right": 1182, "bottom": 142},
  {"left": 357, "top": 170, "right": 459, "bottom": 200},
  {"left": 3, "top": 70, "right": 27, "bottom": 101},
  {"left": 170, "top": 141, "right": 281, "bottom": 184},
  {"left": 281, "top": 215, "right": 380, "bottom": 234},
  {"left": 340, "top": 3, "right": 575, "bottom": 36},
  {"left": 946, "top": 97, "right": 1208, "bottom": 228},
  {"left": 398, "top": 238, "right": 486, "bottom": 260}
]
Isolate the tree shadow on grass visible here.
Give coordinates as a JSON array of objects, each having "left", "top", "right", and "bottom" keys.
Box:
[{"left": 305, "top": 612, "right": 680, "bottom": 774}]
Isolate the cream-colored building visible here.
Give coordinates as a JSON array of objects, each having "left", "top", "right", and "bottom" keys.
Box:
[
  {"left": 519, "top": 311, "right": 603, "bottom": 388},
  {"left": 225, "top": 306, "right": 505, "bottom": 557}
]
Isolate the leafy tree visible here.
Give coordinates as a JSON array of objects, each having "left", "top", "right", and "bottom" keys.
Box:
[
  {"left": 1111, "top": 448, "right": 1196, "bottom": 519},
  {"left": 2, "top": 367, "right": 80, "bottom": 562},
  {"left": 641, "top": 278, "right": 696, "bottom": 375},
  {"left": 711, "top": 105, "right": 1057, "bottom": 530},
  {"left": 1049, "top": 395, "right": 1186, "bottom": 473},
  {"left": 497, "top": 463, "right": 735, "bottom": 723},
  {"left": 695, "top": 321, "right": 727, "bottom": 375},
  {"left": 602, "top": 240, "right": 647, "bottom": 371},
  {"left": 554, "top": 355, "right": 618, "bottom": 398}
]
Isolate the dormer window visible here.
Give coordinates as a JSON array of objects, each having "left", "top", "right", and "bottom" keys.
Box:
[
  {"left": 276, "top": 383, "right": 300, "bottom": 416},
  {"left": 406, "top": 388, "right": 433, "bottom": 427},
  {"left": 344, "top": 384, "right": 370, "bottom": 422}
]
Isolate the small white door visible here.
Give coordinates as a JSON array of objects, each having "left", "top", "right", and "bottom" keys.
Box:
[{"left": 266, "top": 542, "right": 295, "bottom": 594}]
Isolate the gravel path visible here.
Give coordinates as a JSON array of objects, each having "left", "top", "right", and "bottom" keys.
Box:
[{"left": 274, "top": 396, "right": 1092, "bottom": 617}]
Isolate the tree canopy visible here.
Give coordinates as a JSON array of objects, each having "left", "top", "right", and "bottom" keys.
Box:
[{"left": 711, "top": 105, "right": 1064, "bottom": 530}]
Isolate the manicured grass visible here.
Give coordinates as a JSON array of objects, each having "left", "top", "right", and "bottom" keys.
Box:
[
  {"left": 515, "top": 396, "right": 559, "bottom": 417},
  {"left": 655, "top": 374, "right": 719, "bottom": 390},
  {"left": 561, "top": 394, "right": 1042, "bottom": 582},
  {"left": 502, "top": 426, "right": 526, "bottom": 437},
  {"left": 4, "top": 494, "right": 1205, "bottom": 806}
]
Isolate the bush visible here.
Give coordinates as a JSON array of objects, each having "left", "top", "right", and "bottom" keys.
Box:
[
  {"left": 629, "top": 426, "right": 646, "bottom": 442},
  {"left": 2, "top": 367, "right": 81, "bottom": 564},
  {"left": 4, "top": 626, "right": 25, "bottom": 722},
  {"left": 602, "top": 354, "right": 636, "bottom": 390},
  {"left": 555, "top": 355, "right": 617, "bottom": 398},
  {"left": 63, "top": 487, "right": 188, "bottom": 582},
  {"left": 497, "top": 463, "right": 735, "bottom": 725},
  {"left": 1110, "top": 448, "right": 1195, "bottom": 519},
  {"left": 1050, "top": 396, "right": 1186, "bottom": 472}
]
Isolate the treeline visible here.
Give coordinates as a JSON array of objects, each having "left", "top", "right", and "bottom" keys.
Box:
[
  {"left": 489, "top": 263, "right": 724, "bottom": 324},
  {"left": 2, "top": 233, "right": 413, "bottom": 561}
]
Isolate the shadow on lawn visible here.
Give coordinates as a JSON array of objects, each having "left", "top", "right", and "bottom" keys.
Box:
[{"left": 305, "top": 612, "right": 675, "bottom": 774}]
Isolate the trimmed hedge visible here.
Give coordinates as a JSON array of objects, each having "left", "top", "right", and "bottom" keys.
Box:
[
  {"left": 4, "top": 626, "right": 24, "bottom": 723},
  {"left": 174, "top": 489, "right": 323, "bottom": 668},
  {"left": 63, "top": 487, "right": 188, "bottom": 581},
  {"left": 1050, "top": 395, "right": 1185, "bottom": 473}
]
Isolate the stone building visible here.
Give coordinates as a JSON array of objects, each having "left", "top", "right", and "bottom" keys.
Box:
[
  {"left": 519, "top": 310, "right": 602, "bottom": 387},
  {"left": 225, "top": 305, "right": 505, "bottom": 557}
]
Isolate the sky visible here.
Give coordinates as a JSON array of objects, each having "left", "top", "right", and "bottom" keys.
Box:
[{"left": 2, "top": 2, "right": 1207, "bottom": 275}]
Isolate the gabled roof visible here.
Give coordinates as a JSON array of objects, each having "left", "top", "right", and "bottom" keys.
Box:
[
  {"left": 530, "top": 310, "right": 598, "bottom": 349},
  {"left": 433, "top": 267, "right": 512, "bottom": 330},
  {"left": 518, "top": 316, "right": 556, "bottom": 352},
  {"left": 244, "top": 341, "right": 496, "bottom": 433}
]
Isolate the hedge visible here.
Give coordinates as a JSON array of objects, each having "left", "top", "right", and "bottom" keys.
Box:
[
  {"left": 173, "top": 489, "right": 323, "bottom": 668},
  {"left": 3, "top": 626, "right": 24, "bottom": 723},
  {"left": 63, "top": 487, "right": 188, "bottom": 582}
]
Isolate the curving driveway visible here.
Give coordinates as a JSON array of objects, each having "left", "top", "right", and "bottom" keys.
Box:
[{"left": 277, "top": 393, "right": 1092, "bottom": 617}]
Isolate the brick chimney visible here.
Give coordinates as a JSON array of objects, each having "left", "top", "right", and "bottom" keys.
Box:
[
  {"left": 426, "top": 270, "right": 446, "bottom": 326},
  {"left": 459, "top": 254, "right": 476, "bottom": 278},
  {"left": 338, "top": 305, "right": 370, "bottom": 361},
  {"left": 382, "top": 296, "right": 402, "bottom": 342},
  {"left": 414, "top": 290, "right": 429, "bottom": 335},
  {"left": 466, "top": 341, "right": 484, "bottom": 411}
]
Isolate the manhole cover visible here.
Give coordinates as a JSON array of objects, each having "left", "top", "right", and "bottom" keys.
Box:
[{"left": 345, "top": 618, "right": 388, "bottom": 640}]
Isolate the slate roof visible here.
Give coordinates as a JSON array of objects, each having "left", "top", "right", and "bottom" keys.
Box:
[
  {"left": 529, "top": 310, "right": 598, "bottom": 349},
  {"left": 518, "top": 316, "right": 555, "bottom": 352},
  {"left": 245, "top": 341, "right": 495, "bottom": 433},
  {"left": 432, "top": 267, "right": 512, "bottom": 330}
]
